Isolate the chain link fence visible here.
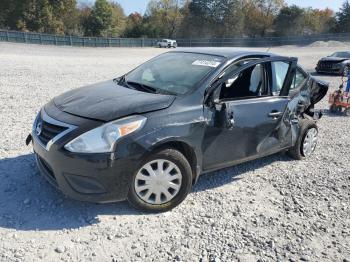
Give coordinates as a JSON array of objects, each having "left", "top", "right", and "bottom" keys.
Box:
[
  {"left": 1, "top": 29, "right": 350, "bottom": 48},
  {"left": 0, "top": 30, "right": 158, "bottom": 47}
]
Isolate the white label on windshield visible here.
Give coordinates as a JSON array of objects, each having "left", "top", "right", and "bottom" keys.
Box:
[{"left": 192, "top": 60, "right": 221, "bottom": 68}]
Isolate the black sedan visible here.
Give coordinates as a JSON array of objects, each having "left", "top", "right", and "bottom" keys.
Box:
[
  {"left": 28, "top": 49, "right": 328, "bottom": 212},
  {"left": 316, "top": 51, "right": 350, "bottom": 76}
]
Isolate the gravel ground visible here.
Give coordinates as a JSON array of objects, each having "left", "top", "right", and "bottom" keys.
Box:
[{"left": 0, "top": 42, "right": 349, "bottom": 262}]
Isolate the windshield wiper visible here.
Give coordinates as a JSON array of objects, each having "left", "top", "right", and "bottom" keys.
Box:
[
  {"left": 114, "top": 76, "right": 140, "bottom": 91},
  {"left": 156, "top": 89, "right": 177, "bottom": 96},
  {"left": 113, "top": 75, "right": 125, "bottom": 84},
  {"left": 126, "top": 81, "right": 158, "bottom": 94},
  {"left": 117, "top": 78, "right": 177, "bottom": 95},
  {"left": 131, "top": 83, "right": 177, "bottom": 96}
]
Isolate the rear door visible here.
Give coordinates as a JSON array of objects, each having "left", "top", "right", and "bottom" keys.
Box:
[{"left": 202, "top": 57, "right": 297, "bottom": 171}]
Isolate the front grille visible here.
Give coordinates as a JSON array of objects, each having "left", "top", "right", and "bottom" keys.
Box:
[
  {"left": 318, "top": 61, "right": 338, "bottom": 70},
  {"left": 37, "top": 116, "right": 68, "bottom": 146}
]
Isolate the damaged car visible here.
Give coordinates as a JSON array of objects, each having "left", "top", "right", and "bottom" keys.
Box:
[
  {"left": 316, "top": 51, "right": 350, "bottom": 75},
  {"left": 28, "top": 49, "right": 328, "bottom": 212}
]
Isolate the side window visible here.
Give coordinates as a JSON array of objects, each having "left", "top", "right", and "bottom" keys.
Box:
[
  {"left": 220, "top": 63, "right": 266, "bottom": 100},
  {"left": 271, "top": 61, "right": 289, "bottom": 95},
  {"left": 290, "top": 68, "right": 307, "bottom": 93}
]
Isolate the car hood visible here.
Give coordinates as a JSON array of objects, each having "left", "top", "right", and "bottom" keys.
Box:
[
  {"left": 54, "top": 80, "right": 176, "bottom": 122},
  {"left": 320, "top": 57, "right": 348, "bottom": 63}
]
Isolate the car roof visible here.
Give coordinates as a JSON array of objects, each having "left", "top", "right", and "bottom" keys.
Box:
[{"left": 171, "top": 48, "right": 275, "bottom": 59}]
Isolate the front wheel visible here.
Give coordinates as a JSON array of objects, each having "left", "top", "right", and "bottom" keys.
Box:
[
  {"left": 127, "top": 148, "right": 192, "bottom": 212},
  {"left": 288, "top": 119, "right": 318, "bottom": 160},
  {"left": 343, "top": 65, "right": 349, "bottom": 76}
]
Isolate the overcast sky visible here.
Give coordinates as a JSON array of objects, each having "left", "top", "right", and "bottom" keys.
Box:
[{"left": 78, "top": 0, "right": 344, "bottom": 15}]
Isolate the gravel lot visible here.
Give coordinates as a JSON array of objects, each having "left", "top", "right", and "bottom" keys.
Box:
[{"left": 0, "top": 42, "right": 349, "bottom": 262}]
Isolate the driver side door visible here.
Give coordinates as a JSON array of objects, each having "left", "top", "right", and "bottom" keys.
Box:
[{"left": 202, "top": 57, "right": 297, "bottom": 171}]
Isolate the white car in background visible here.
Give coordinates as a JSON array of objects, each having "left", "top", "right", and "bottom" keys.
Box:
[{"left": 157, "top": 39, "right": 177, "bottom": 48}]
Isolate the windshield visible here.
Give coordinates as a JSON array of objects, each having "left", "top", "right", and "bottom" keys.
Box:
[
  {"left": 331, "top": 52, "right": 350, "bottom": 58},
  {"left": 124, "top": 52, "right": 225, "bottom": 95}
]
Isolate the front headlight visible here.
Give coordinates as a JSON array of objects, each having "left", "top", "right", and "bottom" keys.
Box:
[{"left": 64, "top": 115, "right": 146, "bottom": 153}]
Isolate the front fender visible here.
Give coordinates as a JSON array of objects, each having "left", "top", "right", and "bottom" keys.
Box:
[{"left": 135, "top": 122, "right": 204, "bottom": 161}]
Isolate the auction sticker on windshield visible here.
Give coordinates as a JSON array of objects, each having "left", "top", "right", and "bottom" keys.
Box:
[{"left": 192, "top": 60, "right": 221, "bottom": 68}]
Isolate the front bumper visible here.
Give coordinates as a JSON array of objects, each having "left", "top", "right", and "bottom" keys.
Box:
[
  {"left": 32, "top": 108, "right": 144, "bottom": 203},
  {"left": 316, "top": 65, "right": 343, "bottom": 75}
]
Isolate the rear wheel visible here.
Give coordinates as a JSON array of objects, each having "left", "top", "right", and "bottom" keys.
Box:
[
  {"left": 288, "top": 119, "right": 318, "bottom": 160},
  {"left": 329, "top": 104, "right": 338, "bottom": 113},
  {"left": 330, "top": 104, "right": 343, "bottom": 113},
  {"left": 127, "top": 148, "right": 192, "bottom": 212}
]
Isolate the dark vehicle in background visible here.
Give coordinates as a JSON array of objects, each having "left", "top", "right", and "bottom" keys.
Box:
[
  {"left": 28, "top": 49, "right": 328, "bottom": 212},
  {"left": 316, "top": 51, "right": 350, "bottom": 76}
]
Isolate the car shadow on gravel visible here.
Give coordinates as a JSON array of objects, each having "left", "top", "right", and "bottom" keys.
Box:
[
  {"left": 0, "top": 153, "right": 141, "bottom": 231},
  {"left": 193, "top": 153, "right": 294, "bottom": 192},
  {"left": 0, "top": 152, "right": 293, "bottom": 231},
  {"left": 323, "top": 109, "right": 349, "bottom": 118}
]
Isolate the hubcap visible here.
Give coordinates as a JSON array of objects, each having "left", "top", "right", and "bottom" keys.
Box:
[
  {"left": 302, "top": 128, "right": 318, "bottom": 157},
  {"left": 134, "top": 159, "right": 182, "bottom": 205}
]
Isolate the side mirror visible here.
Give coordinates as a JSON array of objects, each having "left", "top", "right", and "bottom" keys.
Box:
[
  {"left": 211, "top": 87, "right": 224, "bottom": 111},
  {"left": 205, "top": 85, "right": 222, "bottom": 109}
]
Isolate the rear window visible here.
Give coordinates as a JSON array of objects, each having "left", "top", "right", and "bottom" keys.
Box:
[{"left": 125, "top": 52, "right": 225, "bottom": 95}]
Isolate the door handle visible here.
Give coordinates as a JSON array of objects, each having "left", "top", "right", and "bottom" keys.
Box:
[{"left": 268, "top": 111, "right": 283, "bottom": 118}]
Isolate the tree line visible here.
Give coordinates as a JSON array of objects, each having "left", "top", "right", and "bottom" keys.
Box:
[{"left": 1, "top": 0, "right": 350, "bottom": 39}]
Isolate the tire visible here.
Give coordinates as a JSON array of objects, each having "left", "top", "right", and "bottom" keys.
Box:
[
  {"left": 158, "top": 44, "right": 162, "bottom": 48},
  {"left": 287, "top": 119, "right": 318, "bottom": 160},
  {"left": 345, "top": 108, "right": 350, "bottom": 117},
  {"left": 343, "top": 65, "right": 349, "bottom": 77},
  {"left": 329, "top": 104, "right": 338, "bottom": 113},
  {"left": 127, "top": 148, "right": 192, "bottom": 212}
]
